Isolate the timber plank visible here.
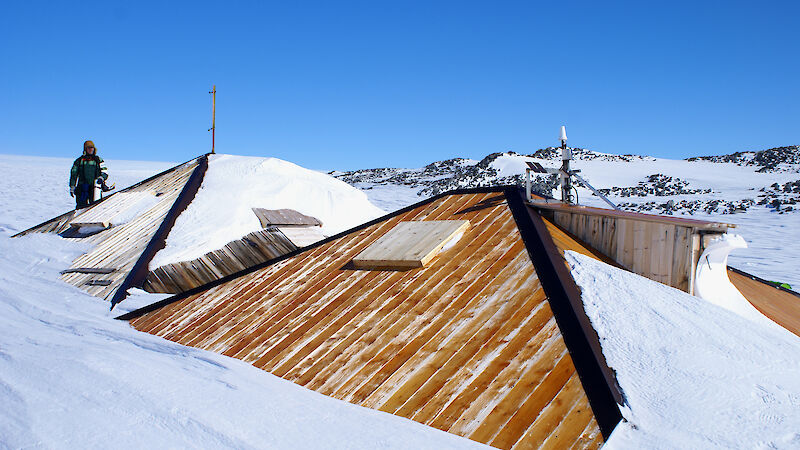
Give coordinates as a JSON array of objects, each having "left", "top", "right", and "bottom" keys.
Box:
[
  {"left": 379, "top": 275, "right": 544, "bottom": 415},
  {"left": 468, "top": 351, "right": 574, "bottom": 444},
  {"left": 328, "top": 239, "right": 527, "bottom": 403},
  {"left": 406, "top": 286, "right": 548, "bottom": 423},
  {"left": 500, "top": 372, "right": 585, "bottom": 449},
  {"left": 537, "top": 394, "right": 597, "bottom": 449},
  {"left": 297, "top": 193, "right": 506, "bottom": 391},
  {"left": 428, "top": 314, "right": 558, "bottom": 433}
]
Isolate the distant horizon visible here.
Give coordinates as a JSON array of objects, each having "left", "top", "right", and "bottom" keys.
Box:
[
  {"left": 2, "top": 1, "right": 797, "bottom": 170},
  {"left": 3, "top": 141, "right": 797, "bottom": 172}
]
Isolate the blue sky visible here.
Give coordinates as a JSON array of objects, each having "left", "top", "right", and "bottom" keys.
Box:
[{"left": 1, "top": 1, "right": 797, "bottom": 170}]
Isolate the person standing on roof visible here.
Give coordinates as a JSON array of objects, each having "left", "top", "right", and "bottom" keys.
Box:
[{"left": 69, "top": 140, "right": 109, "bottom": 209}]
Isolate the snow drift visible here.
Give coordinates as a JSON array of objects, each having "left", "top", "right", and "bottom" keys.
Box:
[
  {"left": 150, "top": 154, "right": 385, "bottom": 269},
  {"left": 566, "top": 251, "right": 800, "bottom": 449}
]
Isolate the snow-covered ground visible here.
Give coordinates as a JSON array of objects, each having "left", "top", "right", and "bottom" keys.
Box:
[
  {"left": 0, "top": 154, "right": 485, "bottom": 449},
  {"left": 2, "top": 152, "right": 799, "bottom": 449}
]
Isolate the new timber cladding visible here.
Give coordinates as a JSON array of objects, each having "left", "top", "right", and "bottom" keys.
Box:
[
  {"left": 15, "top": 156, "right": 203, "bottom": 300},
  {"left": 533, "top": 203, "right": 731, "bottom": 293},
  {"left": 124, "top": 188, "right": 621, "bottom": 449}
]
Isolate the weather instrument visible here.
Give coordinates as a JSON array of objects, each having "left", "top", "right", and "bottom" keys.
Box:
[{"left": 525, "top": 126, "right": 620, "bottom": 210}]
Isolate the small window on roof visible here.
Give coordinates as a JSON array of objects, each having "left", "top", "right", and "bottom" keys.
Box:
[{"left": 352, "top": 220, "right": 470, "bottom": 270}]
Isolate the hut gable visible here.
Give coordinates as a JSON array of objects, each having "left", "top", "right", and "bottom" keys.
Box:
[
  {"left": 13, "top": 155, "right": 206, "bottom": 301},
  {"left": 120, "top": 187, "right": 622, "bottom": 449}
]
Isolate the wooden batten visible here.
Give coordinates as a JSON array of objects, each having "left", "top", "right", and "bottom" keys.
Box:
[{"left": 532, "top": 202, "right": 730, "bottom": 292}]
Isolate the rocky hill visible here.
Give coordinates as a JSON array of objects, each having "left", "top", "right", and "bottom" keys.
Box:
[{"left": 331, "top": 146, "right": 800, "bottom": 215}]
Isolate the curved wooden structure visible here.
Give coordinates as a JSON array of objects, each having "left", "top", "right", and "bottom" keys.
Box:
[
  {"left": 120, "top": 188, "right": 622, "bottom": 449},
  {"left": 729, "top": 267, "right": 800, "bottom": 337}
]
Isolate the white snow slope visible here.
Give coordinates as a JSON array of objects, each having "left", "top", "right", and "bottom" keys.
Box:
[
  {"left": 151, "top": 154, "right": 385, "bottom": 268},
  {"left": 567, "top": 251, "right": 800, "bottom": 449},
  {"left": 0, "top": 154, "right": 484, "bottom": 449}
]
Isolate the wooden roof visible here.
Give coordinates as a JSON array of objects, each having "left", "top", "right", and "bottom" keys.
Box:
[
  {"left": 729, "top": 267, "right": 800, "bottom": 337},
  {"left": 121, "top": 187, "right": 621, "bottom": 449},
  {"left": 13, "top": 155, "right": 207, "bottom": 304}
]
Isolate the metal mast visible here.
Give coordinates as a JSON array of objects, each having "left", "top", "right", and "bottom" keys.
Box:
[
  {"left": 209, "top": 85, "right": 216, "bottom": 154},
  {"left": 559, "top": 126, "right": 572, "bottom": 203}
]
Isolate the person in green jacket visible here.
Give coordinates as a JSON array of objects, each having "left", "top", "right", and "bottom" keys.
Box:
[{"left": 69, "top": 140, "right": 109, "bottom": 209}]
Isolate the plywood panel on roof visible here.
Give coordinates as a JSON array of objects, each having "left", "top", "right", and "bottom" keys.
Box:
[
  {"left": 252, "top": 208, "right": 323, "bottom": 227},
  {"left": 352, "top": 220, "right": 470, "bottom": 269},
  {"left": 129, "top": 192, "right": 604, "bottom": 449}
]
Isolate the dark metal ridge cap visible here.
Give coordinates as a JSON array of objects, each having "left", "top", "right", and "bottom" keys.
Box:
[
  {"left": 115, "top": 185, "right": 513, "bottom": 320},
  {"left": 504, "top": 186, "right": 623, "bottom": 439},
  {"left": 12, "top": 154, "right": 209, "bottom": 238},
  {"left": 728, "top": 266, "right": 800, "bottom": 298},
  {"left": 110, "top": 154, "right": 210, "bottom": 309}
]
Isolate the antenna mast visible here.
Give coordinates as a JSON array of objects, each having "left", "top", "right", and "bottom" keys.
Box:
[
  {"left": 559, "top": 126, "right": 572, "bottom": 203},
  {"left": 209, "top": 85, "right": 216, "bottom": 154}
]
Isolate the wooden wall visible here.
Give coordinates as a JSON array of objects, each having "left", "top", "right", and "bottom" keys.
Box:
[
  {"left": 128, "top": 192, "right": 605, "bottom": 449},
  {"left": 535, "top": 204, "right": 730, "bottom": 293}
]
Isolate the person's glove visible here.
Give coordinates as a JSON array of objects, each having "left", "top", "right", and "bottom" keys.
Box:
[{"left": 70, "top": 186, "right": 75, "bottom": 197}]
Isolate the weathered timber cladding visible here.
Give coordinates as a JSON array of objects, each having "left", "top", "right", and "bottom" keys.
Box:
[
  {"left": 252, "top": 208, "right": 322, "bottom": 227},
  {"left": 540, "top": 206, "right": 727, "bottom": 292},
  {"left": 57, "top": 158, "right": 200, "bottom": 299},
  {"left": 143, "top": 228, "right": 298, "bottom": 294},
  {"left": 129, "top": 192, "right": 606, "bottom": 449}
]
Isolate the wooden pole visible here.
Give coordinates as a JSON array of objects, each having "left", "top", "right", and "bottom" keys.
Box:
[{"left": 209, "top": 85, "right": 216, "bottom": 154}]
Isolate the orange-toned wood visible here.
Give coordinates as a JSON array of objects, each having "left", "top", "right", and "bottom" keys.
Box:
[
  {"left": 730, "top": 269, "right": 800, "bottom": 337},
  {"left": 507, "top": 373, "right": 587, "bottom": 448},
  {"left": 536, "top": 394, "right": 597, "bottom": 449},
  {"left": 128, "top": 192, "right": 605, "bottom": 449}
]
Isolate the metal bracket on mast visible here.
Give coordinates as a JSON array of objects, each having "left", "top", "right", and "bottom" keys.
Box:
[{"left": 525, "top": 163, "right": 620, "bottom": 211}]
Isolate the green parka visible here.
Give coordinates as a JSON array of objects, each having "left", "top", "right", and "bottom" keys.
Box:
[{"left": 70, "top": 154, "right": 108, "bottom": 187}]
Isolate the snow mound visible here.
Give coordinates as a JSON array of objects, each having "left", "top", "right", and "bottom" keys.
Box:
[
  {"left": 565, "top": 251, "right": 800, "bottom": 449},
  {"left": 150, "top": 154, "right": 385, "bottom": 268}
]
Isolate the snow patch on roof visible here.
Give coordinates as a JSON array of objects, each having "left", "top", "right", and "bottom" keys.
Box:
[
  {"left": 566, "top": 251, "right": 800, "bottom": 448},
  {"left": 150, "top": 154, "right": 385, "bottom": 269}
]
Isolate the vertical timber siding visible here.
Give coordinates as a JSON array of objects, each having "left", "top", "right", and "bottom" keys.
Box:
[
  {"left": 128, "top": 192, "right": 608, "bottom": 449},
  {"left": 535, "top": 204, "right": 729, "bottom": 292}
]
